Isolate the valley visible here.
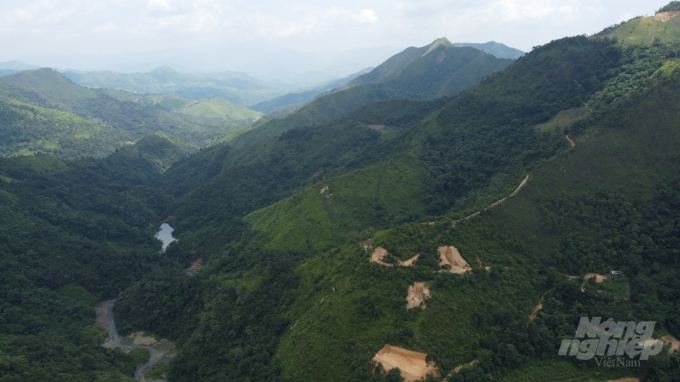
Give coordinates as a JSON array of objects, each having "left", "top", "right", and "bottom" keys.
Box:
[{"left": 3, "top": 2, "right": 680, "bottom": 382}]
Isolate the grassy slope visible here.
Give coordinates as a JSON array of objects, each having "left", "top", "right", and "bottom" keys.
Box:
[
  {"left": 245, "top": 158, "right": 425, "bottom": 253},
  {"left": 0, "top": 95, "right": 126, "bottom": 158},
  {"left": 0, "top": 69, "right": 263, "bottom": 159},
  {"left": 595, "top": 16, "right": 680, "bottom": 45},
  {"left": 102, "top": 91, "right": 262, "bottom": 125}
]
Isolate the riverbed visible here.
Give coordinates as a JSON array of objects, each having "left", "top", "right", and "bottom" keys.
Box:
[{"left": 94, "top": 300, "right": 176, "bottom": 381}]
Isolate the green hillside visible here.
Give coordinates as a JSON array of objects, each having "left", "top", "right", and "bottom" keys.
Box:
[
  {"left": 0, "top": 95, "right": 126, "bottom": 158},
  {"left": 229, "top": 39, "right": 513, "bottom": 148},
  {"left": 102, "top": 91, "right": 263, "bottom": 125},
  {"left": 104, "top": 21, "right": 680, "bottom": 380},
  {"left": 594, "top": 12, "right": 680, "bottom": 45},
  {"left": 0, "top": 69, "right": 262, "bottom": 159},
  {"left": 6, "top": 4, "right": 680, "bottom": 382},
  {"left": 96, "top": 133, "right": 190, "bottom": 185}
]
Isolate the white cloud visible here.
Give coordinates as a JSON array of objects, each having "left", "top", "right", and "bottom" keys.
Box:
[
  {"left": 94, "top": 22, "right": 117, "bottom": 33},
  {"left": 489, "top": 0, "right": 558, "bottom": 20},
  {"left": 356, "top": 9, "right": 378, "bottom": 24}
]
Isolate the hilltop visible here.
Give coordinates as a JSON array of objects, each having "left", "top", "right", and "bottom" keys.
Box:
[
  {"left": 594, "top": 3, "right": 680, "bottom": 45},
  {"left": 229, "top": 38, "right": 514, "bottom": 147}
]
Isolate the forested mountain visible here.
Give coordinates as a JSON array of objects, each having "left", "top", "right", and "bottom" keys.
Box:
[
  {"left": 229, "top": 38, "right": 514, "bottom": 148},
  {"left": 0, "top": 153, "right": 176, "bottom": 381},
  {"left": 0, "top": 69, "right": 262, "bottom": 159},
  {"left": 5, "top": 3, "right": 680, "bottom": 382}
]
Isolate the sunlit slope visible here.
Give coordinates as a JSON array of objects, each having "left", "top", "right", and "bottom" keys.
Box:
[
  {"left": 101, "top": 91, "right": 262, "bottom": 125},
  {"left": 0, "top": 96, "right": 124, "bottom": 158},
  {"left": 245, "top": 158, "right": 425, "bottom": 253},
  {"left": 270, "top": 57, "right": 680, "bottom": 382},
  {"left": 594, "top": 12, "right": 680, "bottom": 45},
  {"left": 160, "top": 36, "right": 622, "bottom": 238},
  {"left": 0, "top": 69, "right": 262, "bottom": 158}
]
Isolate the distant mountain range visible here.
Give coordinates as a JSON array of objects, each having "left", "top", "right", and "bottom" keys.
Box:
[
  {"left": 61, "top": 66, "right": 286, "bottom": 106},
  {"left": 233, "top": 37, "right": 516, "bottom": 147},
  {"left": 0, "top": 69, "right": 262, "bottom": 159},
  {"left": 0, "top": 40, "right": 523, "bottom": 110}
]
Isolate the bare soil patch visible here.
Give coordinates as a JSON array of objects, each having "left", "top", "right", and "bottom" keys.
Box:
[
  {"left": 129, "top": 332, "right": 158, "bottom": 346},
  {"left": 581, "top": 273, "right": 606, "bottom": 292},
  {"left": 663, "top": 335, "right": 680, "bottom": 354},
  {"left": 566, "top": 135, "right": 576, "bottom": 147},
  {"left": 646, "top": 11, "right": 680, "bottom": 22},
  {"left": 373, "top": 345, "right": 438, "bottom": 382},
  {"left": 320, "top": 185, "right": 329, "bottom": 194},
  {"left": 370, "top": 247, "right": 419, "bottom": 267},
  {"left": 406, "top": 282, "right": 431, "bottom": 310},
  {"left": 529, "top": 301, "right": 543, "bottom": 322},
  {"left": 438, "top": 246, "right": 472, "bottom": 274}
]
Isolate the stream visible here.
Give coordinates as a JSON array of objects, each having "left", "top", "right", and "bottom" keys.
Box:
[{"left": 96, "top": 300, "right": 175, "bottom": 381}]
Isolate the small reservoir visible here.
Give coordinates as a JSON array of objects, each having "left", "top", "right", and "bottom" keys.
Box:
[{"left": 155, "top": 223, "right": 176, "bottom": 252}]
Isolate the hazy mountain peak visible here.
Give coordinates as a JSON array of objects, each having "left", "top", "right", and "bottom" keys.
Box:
[
  {"left": 150, "top": 65, "right": 177, "bottom": 74},
  {"left": 0, "top": 60, "right": 40, "bottom": 71},
  {"left": 423, "top": 37, "right": 454, "bottom": 56},
  {"left": 452, "top": 41, "right": 525, "bottom": 59}
]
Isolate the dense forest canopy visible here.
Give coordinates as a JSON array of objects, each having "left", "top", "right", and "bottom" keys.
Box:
[{"left": 4, "top": 6, "right": 680, "bottom": 381}]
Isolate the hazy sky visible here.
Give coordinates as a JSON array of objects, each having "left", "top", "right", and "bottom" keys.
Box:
[{"left": 0, "top": 0, "right": 673, "bottom": 73}]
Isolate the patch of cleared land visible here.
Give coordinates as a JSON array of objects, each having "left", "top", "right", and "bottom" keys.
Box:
[
  {"left": 566, "top": 135, "right": 576, "bottom": 147},
  {"left": 406, "top": 282, "right": 431, "bottom": 310},
  {"left": 373, "top": 345, "right": 437, "bottom": 382},
  {"left": 128, "top": 332, "right": 158, "bottom": 346},
  {"left": 370, "top": 247, "right": 419, "bottom": 267},
  {"left": 663, "top": 335, "right": 680, "bottom": 354},
  {"left": 438, "top": 246, "right": 471, "bottom": 274},
  {"left": 529, "top": 301, "right": 543, "bottom": 322},
  {"left": 646, "top": 11, "right": 680, "bottom": 22},
  {"left": 581, "top": 273, "right": 607, "bottom": 292},
  {"left": 186, "top": 258, "right": 203, "bottom": 276}
]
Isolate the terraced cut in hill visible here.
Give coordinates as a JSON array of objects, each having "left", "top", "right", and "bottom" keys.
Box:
[{"left": 372, "top": 345, "right": 438, "bottom": 382}]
